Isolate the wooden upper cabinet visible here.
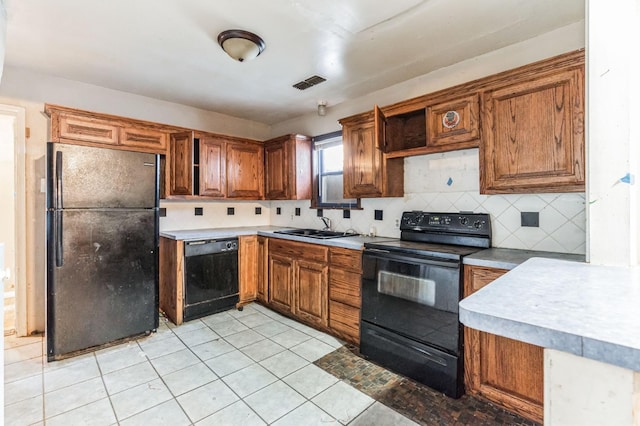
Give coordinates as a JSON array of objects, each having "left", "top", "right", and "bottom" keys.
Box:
[
  {"left": 169, "top": 131, "right": 193, "bottom": 196},
  {"left": 341, "top": 109, "right": 403, "bottom": 198},
  {"left": 57, "top": 114, "right": 119, "bottom": 145},
  {"left": 480, "top": 63, "right": 585, "bottom": 194},
  {"left": 264, "top": 134, "right": 312, "bottom": 200},
  {"left": 47, "top": 105, "right": 170, "bottom": 154},
  {"left": 227, "top": 141, "right": 264, "bottom": 199},
  {"left": 199, "top": 136, "right": 226, "bottom": 198},
  {"left": 119, "top": 126, "right": 168, "bottom": 151},
  {"left": 427, "top": 94, "right": 480, "bottom": 148},
  {"left": 464, "top": 265, "right": 543, "bottom": 423}
]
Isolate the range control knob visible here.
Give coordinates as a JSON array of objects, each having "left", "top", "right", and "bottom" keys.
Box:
[
  {"left": 473, "top": 220, "right": 483, "bottom": 229},
  {"left": 459, "top": 217, "right": 469, "bottom": 226}
]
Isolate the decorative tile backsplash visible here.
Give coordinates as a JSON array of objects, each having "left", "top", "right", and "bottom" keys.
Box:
[{"left": 160, "top": 149, "right": 586, "bottom": 255}]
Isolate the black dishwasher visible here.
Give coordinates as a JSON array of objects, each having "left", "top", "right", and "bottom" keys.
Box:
[{"left": 184, "top": 238, "right": 239, "bottom": 321}]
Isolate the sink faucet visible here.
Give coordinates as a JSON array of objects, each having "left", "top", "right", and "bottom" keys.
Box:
[{"left": 320, "top": 217, "right": 331, "bottom": 231}]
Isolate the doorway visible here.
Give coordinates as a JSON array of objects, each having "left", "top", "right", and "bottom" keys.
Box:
[{"left": 0, "top": 105, "right": 26, "bottom": 336}]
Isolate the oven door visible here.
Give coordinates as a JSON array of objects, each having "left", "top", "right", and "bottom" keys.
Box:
[{"left": 361, "top": 248, "right": 462, "bottom": 355}]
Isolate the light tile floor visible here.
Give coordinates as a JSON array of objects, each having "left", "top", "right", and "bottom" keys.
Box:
[{"left": 4, "top": 303, "right": 418, "bottom": 425}]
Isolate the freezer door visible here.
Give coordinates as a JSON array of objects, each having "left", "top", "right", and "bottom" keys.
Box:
[
  {"left": 47, "top": 209, "right": 158, "bottom": 359},
  {"left": 49, "top": 143, "right": 157, "bottom": 209}
]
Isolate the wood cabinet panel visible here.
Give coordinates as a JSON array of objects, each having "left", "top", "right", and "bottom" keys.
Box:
[
  {"left": 329, "top": 300, "right": 360, "bottom": 344},
  {"left": 58, "top": 114, "right": 119, "bottom": 145},
  {"left": 464, "top": 265, "right": 543, "bottom": 423},
  {"left": 264, "top": 139, "right": 288, "bottom": 199},
  {"left": 159, "top": 237, "right": 184, "bottom": 325},
  {"left": 481, "top": 66, "right": 585, "bottom": 193},
  {"left": 238, "top": 235, "right": 258, "bottom": 306},
  {"left": 256, "top": 236, "right": 268, "bottom": 303},
  {"left": 269, "top": 239, "right": 328, "bottom": 263},
  {"left": 119, "top": 126, "right": 168, "bottom": 151},
  {"left": 427, "top": 94, "right": 479, "bottom": 148},
  {"left": 227, "top": 142, "right": 264, "bottom": 199},
  {"left": 341, "top": 110, "right": 403, "bottom": 198},
  {"left": 294, "top": 259, "right": 328, "bottom": 327},
  {"left": 169, "top": 132, "right": 193, "bottom": 196},
  {"left": 199, "top": 137, "right": 226, "bottom": 197},
  {"left": 329, "top": 247, "right": 362, "bottom": 272},
  {"left": 329, "top": 269, "right": 361, "bottom": 308},
  {"left": 269, "top": 253, "right": 294, "bottom": 313}
]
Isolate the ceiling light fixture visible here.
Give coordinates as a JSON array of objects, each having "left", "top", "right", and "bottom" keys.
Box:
[
  {"left": 317, "top": 100, "right": 328, "bottom": 116},
  {"left": 217, "top": 29, "right": 265, "bottom": 62}
]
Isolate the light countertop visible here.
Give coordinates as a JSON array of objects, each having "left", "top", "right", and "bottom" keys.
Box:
[
  {"left": 459, "top": 257, "right": 640, "bottom": 371},
  {"left": 160, "top": 226, "right": 397, "bottom": 250},
  {"left": 463, "top": 247, "right": 585, "bottom": 270}
]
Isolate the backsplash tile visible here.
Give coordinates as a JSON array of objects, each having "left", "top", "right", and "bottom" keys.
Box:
[{"left": 160, "top": 149, "right": 585, "bottom": 255}]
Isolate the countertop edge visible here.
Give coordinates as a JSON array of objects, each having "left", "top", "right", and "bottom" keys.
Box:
[{"left": 459, "top": 257, "right": 640, "bottom": 372}]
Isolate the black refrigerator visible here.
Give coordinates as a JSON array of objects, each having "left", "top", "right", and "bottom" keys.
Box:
[{"left": 46, "top": 142, "right": 159, "bottom": 361}]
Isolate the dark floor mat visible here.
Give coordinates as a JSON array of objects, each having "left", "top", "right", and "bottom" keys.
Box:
[{"left": 314, "top": 345, "right": 540, "bottom": 426}]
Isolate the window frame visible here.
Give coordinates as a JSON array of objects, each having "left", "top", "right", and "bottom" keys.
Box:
[{"left": 311, "top": 131, "right": 361, "bottom": 210}]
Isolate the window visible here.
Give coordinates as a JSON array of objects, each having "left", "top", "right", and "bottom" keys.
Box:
[{"left": 312, "top": 131, "right": 359, "bottom": 209}]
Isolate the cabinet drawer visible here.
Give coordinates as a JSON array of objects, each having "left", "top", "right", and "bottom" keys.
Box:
[
  {"left": 120, "top": 127, "right": 168, "bottom": 152},
  {"left": 329, "top": 300, "right": 360, "bottom": 343},
  {"left": 269, "top": 239, "right": 328, "bottom": 263},
  {"left": 59, "top": 114, "right": 119, "bottom": 145},
  {"left": 329, "top": 247, "right": 362, "bottom": 272},
  {"left": 329, "top": 269, "right": 361, "bottom": 308}
]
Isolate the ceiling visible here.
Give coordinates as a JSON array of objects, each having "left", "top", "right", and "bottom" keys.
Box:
[{"left": 3, "top": 0, "right": 584, "bottom": 125}]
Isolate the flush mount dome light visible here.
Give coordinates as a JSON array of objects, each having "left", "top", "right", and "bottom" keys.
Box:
[{"left": 217, "top": 29, "right": 265, "bottom": 62}]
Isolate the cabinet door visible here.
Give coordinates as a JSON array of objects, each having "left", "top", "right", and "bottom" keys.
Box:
[
  {"left": 343, "top": 118, "right": 383, "bottom": 198},
  {"left": 481, "top": 68, "right": 585, "bottom": 193},
  {"left": 264, "top": 139, "right": 290, "bottom": 199},
  {"left": 238, "top": 235, "right": 258, "bottom": 305},
  {"left": 256, "top": 237, "right": 268, "bottom": 303},
  {"left": 427, "top": 94, "right": 479, "bottom": 148},
  {"left": 169, "top": 132, "right": 193, "bottom": 196},
  {"left": 120, "top": 126, "right": 168, "bottom": 152},
  {"left": 463, "top": 265, "right": 543, "bottom": 423},
  {"left": 227, "top": 142, "right": 264, "bottom": 199},
  {"left": 294, "top": 259, "right": 328, "bottom": 328},
  {"left": 268, "top": 253, "right": 294, "bottom": 313},
  {"left": 199, "top": 137, "right": 226, "bottom": 197},
  {"left": 58, "top": 114, "right": 119, "bottom": 145}
]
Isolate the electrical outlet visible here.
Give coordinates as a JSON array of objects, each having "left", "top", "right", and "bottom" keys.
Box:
[
  {"left": 395, "top": 219, "right": 400, "bottom": 228},
  {"left": 521, "top": 212, "right": 539, "bottom": 227}
]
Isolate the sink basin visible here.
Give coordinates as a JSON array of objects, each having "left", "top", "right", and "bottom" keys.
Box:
[{"left": 274, "top": 228, "right": 359, "bottom": 239}]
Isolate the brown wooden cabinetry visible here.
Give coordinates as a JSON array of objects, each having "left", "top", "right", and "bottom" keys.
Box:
[
  {"left": 47, "top": 104, "right": 170, "bottom": 154},
  {"left": 464, "top": 265, "right": 543, "bottom": 423},
  {"left": 238, "top": 235, "right": 258, "bottom": 306},
  {"left": 328, "top": 247, "right": 362, "bottom": 344},
  {"left": 267, "top": 239, "right": 329, "bottom": 326},
  {"left": 340, "top": 110, "right": 404, "bottom": 198},
  {"left": 168, "top": 131, "right": 194, "bottom": 196},
  {"left": 264, "top": 134, "right": 312, "bottom": 200},
  {"left": 159, "top": 237, "right": 184, "bottom": 325},
  {"left": 256, "top": 236, "right": 268, "bottom": 303},
  {"left": 427, "top": 94, "right": 480, "bottom": 148},
  {"left": 480, "top": 59, "right": 585, "bottom": 194},
  {"left": 227, "top": 141, "right": 265, "bottom": 199},
  {"left": 199, "top": 136, "right": 226, "bottom": 198}
]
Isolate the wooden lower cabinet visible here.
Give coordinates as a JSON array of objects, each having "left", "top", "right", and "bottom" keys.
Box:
[
  {"left": 267, "top": 239, "right": 329, "bottom": 327},
  {"left": 464, "top": 265, "right": 543, "bottom": 423},
  {"left": 159, "top": 237, "right": 184, "bottom": 325},
  {"left": 238, "top": 235, "right": 258, "bottom": 306},
  {"left": 256, "top": 236, "right": 268, "bottom": 303},
  {"left": 328, "top": 247, "right": 362, "bottom": 344}
]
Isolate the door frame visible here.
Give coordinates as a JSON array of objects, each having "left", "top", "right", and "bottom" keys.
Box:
[{"left": 0, "top": 104, "right": 27, "bottom": 336}]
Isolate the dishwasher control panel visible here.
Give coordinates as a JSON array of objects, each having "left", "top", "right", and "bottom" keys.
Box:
[{"left": 185, "top": 238, "right": 238, "bottom": 256}]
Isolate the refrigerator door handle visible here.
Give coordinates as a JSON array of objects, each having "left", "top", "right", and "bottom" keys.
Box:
[
  {"left": 55, "top": 211, "right": 64, "bottom": 267},
  {"left": 55, "top": 150, "right": 63, "bottom": 209}
]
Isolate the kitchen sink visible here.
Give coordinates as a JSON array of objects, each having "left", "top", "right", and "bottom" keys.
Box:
[{"left": 274, "top": 228, "right": 359, "bottom": 239}]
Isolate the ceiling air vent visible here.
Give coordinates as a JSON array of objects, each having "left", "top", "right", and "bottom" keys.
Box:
[{"left": 293, "top": 75, "right": 327, "bottom": 90}]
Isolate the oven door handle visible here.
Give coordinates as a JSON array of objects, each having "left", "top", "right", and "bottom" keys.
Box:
[{"left": 364, "top": 249, "right": 459, "bottom": 269}]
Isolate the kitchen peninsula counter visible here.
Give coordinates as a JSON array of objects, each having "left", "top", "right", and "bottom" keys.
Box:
[{"left": 463, "top": 247, "right": 585, "bottom": 270}]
